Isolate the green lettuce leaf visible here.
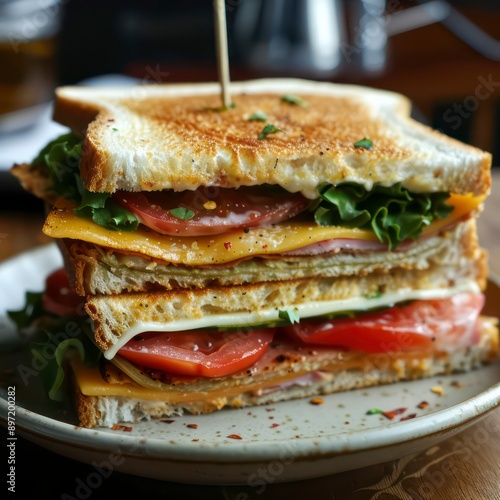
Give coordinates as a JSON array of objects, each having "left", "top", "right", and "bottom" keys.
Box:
[
  {"left": 74, "top": 177, "right": 139, "bottom": 231},
  {"left": 314, "top": 183, "right": 453, "bottom": 250},
  {"left": 33, "top": 132, "right": 82, "bottom": 200},
  {"left": 33, "top": 133, "right": 139, "bottom": 231},
  {"left": 8, "top": 283, "right": 101, "bottom": 403},
  {"left": 30, "top": 319, "right": 101, "bottom": 402},
  {"left": 45, "top": 338, "right": 85, "bottom": 401},
  {"left": 7, "top": 291, "right": 47, "bottom": 328}
]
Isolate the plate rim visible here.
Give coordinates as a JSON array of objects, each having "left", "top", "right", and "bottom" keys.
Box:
[{"left": 2, "top": 374, "right": 499, "bottom": 463}]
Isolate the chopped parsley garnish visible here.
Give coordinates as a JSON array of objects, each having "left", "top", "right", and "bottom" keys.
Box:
[
  {"left": 366, "top": 408, "right": 384, "bottom": 415},
  {"left": 278, "top": 308, "right": 300, "bottom": 325},
  {"left": 258, "top": 124, "right": 284, "bottom": 140},
  {"left": 353, "top": 138, "right": 373, "bottom": 150},
  {"left": 281, "top": 94, "right": 308, "bottom": 108},
  {"left": 170, "top": 207, "right": 195, "bottom": 220},
  {"left": 248, "top": 111, "right": 268, "bottom": 122}
]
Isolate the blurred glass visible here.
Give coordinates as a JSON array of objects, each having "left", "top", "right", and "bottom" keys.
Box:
[
  {"left": 232, "top": 0, "right": 346, "bottom": 78},
  {"left": 0, "top": 0, "right": 62, "bottom": 131}
]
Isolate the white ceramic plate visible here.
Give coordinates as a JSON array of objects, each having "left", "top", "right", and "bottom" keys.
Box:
[{"left": 1, "top": 244, "right": 499, "bottom": 485}]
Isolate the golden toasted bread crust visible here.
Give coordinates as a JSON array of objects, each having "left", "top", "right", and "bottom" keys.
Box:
[
  {"left": 64, "top": 218, "right": 481, "bottom": 295},
  {"left": 52, "top": 79, "right": 491, "bottom": 197}
]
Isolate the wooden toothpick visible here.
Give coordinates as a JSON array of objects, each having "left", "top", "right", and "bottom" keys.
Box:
[{"left": 213, "top": 0, "right": 232, "bottom": 109}]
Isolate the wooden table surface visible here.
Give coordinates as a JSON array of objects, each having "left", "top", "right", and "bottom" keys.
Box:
[{"left": 0, "top": 172, "right": 499, "bottom": 499}]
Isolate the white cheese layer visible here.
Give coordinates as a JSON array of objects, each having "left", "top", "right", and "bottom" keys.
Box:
[{"left": 104, "top": 281, "right": 481, "bottom": 359}]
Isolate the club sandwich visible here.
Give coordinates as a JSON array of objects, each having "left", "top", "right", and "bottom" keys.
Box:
[{"left": 11, "top": 79, "right": 498, "bottom": 428}]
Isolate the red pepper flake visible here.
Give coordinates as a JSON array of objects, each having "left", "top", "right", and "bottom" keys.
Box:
[
  {"left": 400, "top": 413, "right": 417, "bottom": 421},
  {"left": 451, "top": 380, "right": 463, "bottom": 388},
  {"left": 227, "top": 434, "right": 242, "bottom": 440},
  {"left": 382, "top": 412, "right": 397, "bottom": 420},
  {"left": 310, "top": 397, "right": 324, "bottom": 405},
  {"left": 186, "top": 424, "right": 198, "bottom": 429},
  {"left": 161, "top": 419, "right": 176, "bottom": 424},
  {"left": 417, "top": 401, "right": 429, "bottom": 409},
  {"left": 224, "top": 241, "right": 232, "bottom": 250},
  {"left": 382, "top": 408, "right": 407, "bottom": 420},
  {"left": 111, "top": 425, "right": 132, "bottom": 432},
  {"left": 262, "top": 244, "right": 268, "bottom": 249},
  {"left": 271, "top": 423, "right": 279, "bottom": 428}
]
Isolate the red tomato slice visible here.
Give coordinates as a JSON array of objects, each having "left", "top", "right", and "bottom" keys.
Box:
[
  {"left": 283, "top": 294, "right": 484, "bottom": 354},
  {"left": 113, "top": 186, "right": 309, "bottom": 236},
  {"left": 42, "top": 268, "right": 83, "bottom": 317},
  {"left": 118, "top": 329, "right": 276, "bottom": 377}
]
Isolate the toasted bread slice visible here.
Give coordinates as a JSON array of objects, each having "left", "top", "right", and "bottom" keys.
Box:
[
  {"left": 52, "top": 79, "right": 491, "bottom": 197},
  {"left": 85, "top": 243, "right": 487, "bottom": 352},
  {"left": 64, "top": 217, "right": 481, "bottom": 295}
]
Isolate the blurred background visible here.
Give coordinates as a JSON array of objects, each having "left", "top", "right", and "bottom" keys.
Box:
[{"left": 0, "top": 0, "right": 499, "bottom": 211}]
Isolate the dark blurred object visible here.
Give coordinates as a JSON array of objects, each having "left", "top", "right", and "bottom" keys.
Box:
[
  {"left": 231, "top": 0, "right": 346, "bottom": 78},
  {"left": 57, "top": 0, "right": 216, "bottom": 85},
  {"left": 0, "top": 170, "right": 43, "bottom": 212}
]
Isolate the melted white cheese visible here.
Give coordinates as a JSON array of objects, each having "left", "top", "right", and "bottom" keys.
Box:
[{"left": 104, "top": 281, "right": 480, "bottom": 359}]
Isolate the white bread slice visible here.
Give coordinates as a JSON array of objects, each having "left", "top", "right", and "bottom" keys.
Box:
[
  {"left": 73, "top": 317, "right": 499, "bottom": 428},
  {"left": 52, "top": 79, "right": 491, "bottom": 197},
  {"left": 65, "top": 217, "right": 480, "bottom": 295}
]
